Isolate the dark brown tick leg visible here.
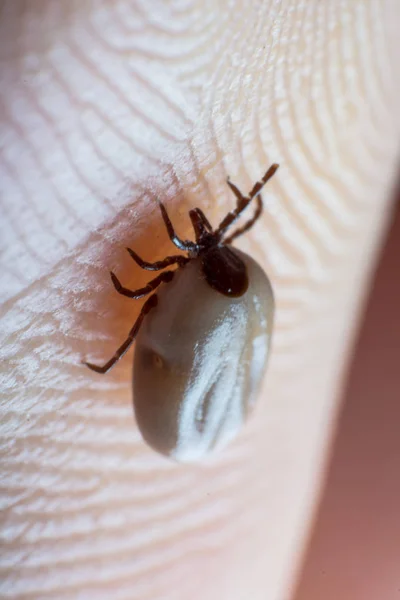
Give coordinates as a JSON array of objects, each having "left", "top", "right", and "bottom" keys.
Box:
[
  {"left": 84, "top": 294, "right": 158, "bottom": 374},
  {"left": 157, "top": 201, "right": 197, "bottom": 252},
  {"left": 126, "top": 247, "right": 189, "bottom": 271},
  {"left": 224, "top": 195, "right": 263, "bottom": 244},
  {"left": 216, "top": 163, "right": 279, "bottom": 238},
  {"left": 189, "top": 210, "right": 205, "bottom": 243},
  {"left": 189, "top": 207, "right": 214, "bottom": 243},
  {"left": 226, "top": 179, "right": 246, "bottom": 204},
  {"left": 110, "top": 270, "right": 175, "bottom": 299},
  {"left": 193, "top": 208, "right": 213, "bottom": 231}
]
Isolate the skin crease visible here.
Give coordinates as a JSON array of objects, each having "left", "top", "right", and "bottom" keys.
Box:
[{"left": 0, "top": 1, "right": 399, "bottom": 599}]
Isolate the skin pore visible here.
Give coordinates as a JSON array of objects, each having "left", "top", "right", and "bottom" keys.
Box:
[{"left": 1, "top": 1, "right": 399, "bottom": 599}]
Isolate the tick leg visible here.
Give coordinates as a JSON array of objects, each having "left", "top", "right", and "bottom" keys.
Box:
[
  {"left": 189, "top": 207, "right": 213, "bottom": 243},
  {"left": 226, "top": 179, "right": 245, "bottom": 204},
  {"left": 193, "top": 207, "right": 213, "bottom": 231},
  {"left": 126, "top": 247, "right": 189, "bottom": 271},
  {"left": 84, "top": 294, "right": 158, "bottom": 374},
  {"left": 110, "top": 270, "right": 175, "bottom": 299},
  {"left": 158, "top": 201, "right": 197, "bottom": 252},
  {"left": 216, "top": 163, "right": 279, "bottom": 238},
  {"left": 224, "top": 195, "right": 263, "bottom": 244}
]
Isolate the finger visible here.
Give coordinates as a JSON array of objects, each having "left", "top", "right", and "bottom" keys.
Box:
[
  {"left": 294, "top": 197, "right": 400, "bottom": 600},
  {"left": 1, "top": 2, "right": 400, "bottom": 600}
]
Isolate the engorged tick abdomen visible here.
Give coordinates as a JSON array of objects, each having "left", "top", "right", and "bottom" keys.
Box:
[{"left": 133, "top": 248, "right": 274, "bottom": 462}]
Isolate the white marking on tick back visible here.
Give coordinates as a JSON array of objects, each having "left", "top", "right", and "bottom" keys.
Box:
[
  {"left": 173, "top": 311, "right": 247, "bottom": 462},
  {"left": 248, "top": 333, "right": 269, "bottom": 408}
]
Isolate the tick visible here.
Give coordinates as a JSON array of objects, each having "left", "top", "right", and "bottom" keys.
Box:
[{"left": 85, "top": 163, "right": 279, "bottom": 461}]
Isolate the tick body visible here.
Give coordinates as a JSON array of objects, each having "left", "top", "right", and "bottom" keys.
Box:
[{"left": 85, "top": 163, "right": 279, "bottom": 461}]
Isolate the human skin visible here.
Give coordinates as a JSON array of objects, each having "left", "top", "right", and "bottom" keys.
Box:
[
  {"left": 0, "top": 1, "right": 399, "bottom": 599},
  {"left": 294, "top": 198, "right": 400, "bottom": 600}
]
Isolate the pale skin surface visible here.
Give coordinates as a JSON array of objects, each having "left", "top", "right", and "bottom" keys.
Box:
[{"left": 0, "top": 1, "right": 399, "bottom": 599}]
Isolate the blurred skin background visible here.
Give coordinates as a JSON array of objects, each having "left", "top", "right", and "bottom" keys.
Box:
[
  {"left": 293, "top": 194, "right": 400, "bottom": 600},
  {"left": 1, "top": 1, "right": 400, "bottom": 599}
]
